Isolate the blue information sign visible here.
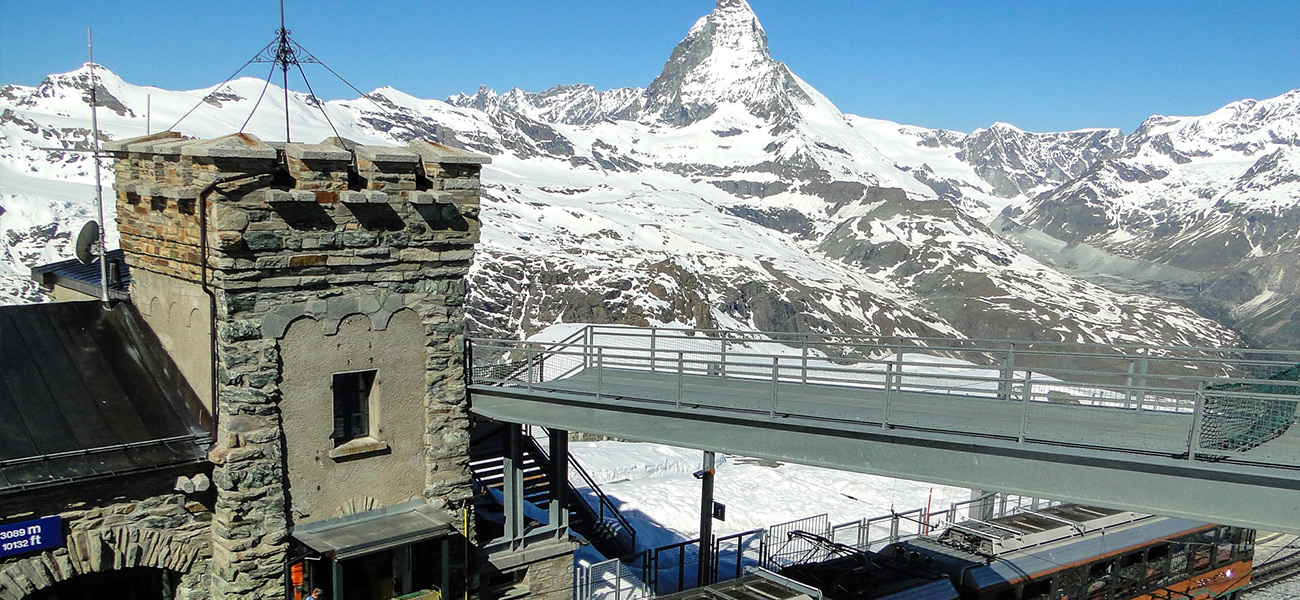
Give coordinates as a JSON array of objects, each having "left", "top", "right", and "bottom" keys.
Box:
[{"left": 0, "top": 516, "right": 62, "bottom": 558}]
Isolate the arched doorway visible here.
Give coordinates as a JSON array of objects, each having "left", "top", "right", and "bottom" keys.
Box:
[{"left": 25, "top": 567, "right": 178, "bottom": 600}]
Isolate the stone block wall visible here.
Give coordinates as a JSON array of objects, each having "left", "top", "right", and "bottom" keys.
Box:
[
  {"left": 105, "top": 132, "right": 490, "bottom": 600},
  {"left": 0, "top": 474, "right": 213, "bottom": 600}
]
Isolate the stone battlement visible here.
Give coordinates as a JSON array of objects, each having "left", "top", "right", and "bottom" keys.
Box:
[{"left": 106, "top": 132, "right": 489, "bottom": 287}]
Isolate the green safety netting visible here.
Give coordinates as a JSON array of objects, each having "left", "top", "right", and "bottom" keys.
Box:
[{"left": 1200, "top": 362, "right": 1300, "bottom": 453}]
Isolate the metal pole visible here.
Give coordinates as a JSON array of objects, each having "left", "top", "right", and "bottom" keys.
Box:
[
  {"left": 1125, "top": 356, "right": 1137, "bottom": 408},
  {"left": 1135, "top": 348, "right": 1149, "bottom": 410},
  {"left": 677, "top": 350, "right": 684, "bottom": 409},
  {"left": 527, "top": 343, "right": 536, "bottom": 392},
  {"left": 770, "top": 356, "right": 779, "bottom": 418},
  {"left": 1000, "top": 344, "right": 1016, "bottom": 401},
  {"left": 801, "top": 339, "right": 808, "bottom": 384},
  {"left": 883, "top": 361, "right": 893, "bottom": 430},
  {"left": 651, "top": 328, "right": 658, "bottom": 374},
  {"left": 698, "top": 451, "right": 716, "bottom": 588},
  {"left": 719, "top": 332, "right": 728, "bottom": 378},
  {"left": 87, "top": 29, "right": 108, "bottom": 304},
  {"left": 1189, "top": 381, "right": 1207, "bottom": 461},
  {"left": 504, "top": 425, "right": 525, "bottom": 544},
  {"left": 597, "top": 347, "right": 604, "bottom": 400},
  {"left": 1018, "top": 371, "right": 1033, "bottom": 443},
  {"left": 550, "top": 429, "right": 570, "bottom": 536}
]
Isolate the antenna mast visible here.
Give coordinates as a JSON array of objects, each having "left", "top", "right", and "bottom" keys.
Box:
[{"left": 87, "top": 28, "right": 109, "bottom": 303}]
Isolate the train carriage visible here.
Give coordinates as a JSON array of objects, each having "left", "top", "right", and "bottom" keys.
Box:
[{"left": 882, "top": 505, "right": 1254, "bottom": 600}]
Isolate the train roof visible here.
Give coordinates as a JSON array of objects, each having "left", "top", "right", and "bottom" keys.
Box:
[
  {"left": 778, "top": 552, "right": 959, "bottom": 600},
  {"left": 888, "top": 505, "right": 1215, "bottom": 589}
]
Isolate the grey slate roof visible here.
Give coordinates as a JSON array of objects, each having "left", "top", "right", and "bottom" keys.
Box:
[
  {"left": 30, "top": 248, "right": 131, "bottom": 301},
  {"left": 0, "top": 300, "right": 211, "bottom": 494}
]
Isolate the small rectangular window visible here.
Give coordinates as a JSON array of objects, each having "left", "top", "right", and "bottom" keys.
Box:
[
  {"left": 1023, "top": 578, "right": 1051, "bottom": 599},
  {"left": 1120, "top": 550, "right": 1144, "bottom": 568},
  {"left": 333, "top": 370, "right": 376, "bottom": 446}
]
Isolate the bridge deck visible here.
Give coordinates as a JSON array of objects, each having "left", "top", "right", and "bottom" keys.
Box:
[{"left": 468, "top": 327, "right": 1300, "bottom": 533}]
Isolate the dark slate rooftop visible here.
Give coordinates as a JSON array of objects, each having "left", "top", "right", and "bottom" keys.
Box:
[
  {"left": 30, "top": 248, "right": 131, "bottom": 301},
  {"left": 0, "top": 300, "right": 211, "bottom": 494}
]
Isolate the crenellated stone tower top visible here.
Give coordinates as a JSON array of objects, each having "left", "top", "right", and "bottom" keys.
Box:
[{"left": 105, "top": 131, "right": 489, "bottom": 600}]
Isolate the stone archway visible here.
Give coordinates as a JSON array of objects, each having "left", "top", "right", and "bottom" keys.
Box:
[{"left": 0, "top": 525, "right": 207, "bottom": 600}]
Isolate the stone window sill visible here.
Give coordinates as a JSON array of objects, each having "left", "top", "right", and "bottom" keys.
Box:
[{"left": 329, "top": 437, "right": 389, "bottom": 460}]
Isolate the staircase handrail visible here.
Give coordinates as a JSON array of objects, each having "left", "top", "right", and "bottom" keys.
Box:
[{"left": 531, "top": 426, "right": 637, "bottom": 549}]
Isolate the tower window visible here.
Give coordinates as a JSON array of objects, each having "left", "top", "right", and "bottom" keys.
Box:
[{"left": 332, "top": 370, "right": 376, "bottom": 446}]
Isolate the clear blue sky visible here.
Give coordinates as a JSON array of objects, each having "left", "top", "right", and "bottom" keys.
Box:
[{"left": 2, "top": 0, "right": 1297, "bottom": 133}]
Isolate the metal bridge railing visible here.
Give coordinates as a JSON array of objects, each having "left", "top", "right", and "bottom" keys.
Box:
[
  {"left": 469, "top": 326, "right": 1300, "bottom": 470},
  {"left": 575, "top": 490, "right": 1052, "bottom": 600}
]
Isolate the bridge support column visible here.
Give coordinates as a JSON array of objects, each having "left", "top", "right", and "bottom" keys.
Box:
[
  {"left": 970, "top": 489, "right": 996, "bottom": 520},
  {"left": 698, "top": 450, "right": 716, "bottom": 588},
  {"left": 504, "top": 424, "right": 526, "bottom": 542},
  {"left": 549, "top": 429, "right": 570, "bottom": 534}
]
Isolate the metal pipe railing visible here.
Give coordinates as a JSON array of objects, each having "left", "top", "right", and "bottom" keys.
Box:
[{"left": 469, "top": 327, "right": 1300, "bottom": 468}]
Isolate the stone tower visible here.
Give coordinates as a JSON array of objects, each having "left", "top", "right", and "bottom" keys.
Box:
[{"left": 106, "top": 132, "right": 489, "bottom": 599}]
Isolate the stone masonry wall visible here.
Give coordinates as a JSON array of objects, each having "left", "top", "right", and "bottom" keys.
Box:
[
  {"left": 106, "top": 132, "right": 489, "bottom": 600},
  {"left": 0, "top": 474, "right": 213, "bottom": 600}
]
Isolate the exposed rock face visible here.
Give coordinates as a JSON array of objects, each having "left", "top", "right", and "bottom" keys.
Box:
[
  {"left": 956, "top": 123, "right": 1124, "bottom": 198},
  {"left": 638, "top": 0, "right": 812, "bottom": 127},
  {"left": 1003, "top": 90, "right": 1300, "bottom": 348}
]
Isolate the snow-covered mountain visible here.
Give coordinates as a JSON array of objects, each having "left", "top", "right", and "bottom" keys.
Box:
[
  {"left": 1000, "top": 90, "right": 1300, "bottom": 348},
  {"left": 1, "top": 0, "right": 1275, "bottom": 352}
]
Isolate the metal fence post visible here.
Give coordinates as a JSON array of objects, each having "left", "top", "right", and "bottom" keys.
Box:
[
  {"left": 677, "top": 350, "right": 685, "bottom": 409},
  {"left": 720, "top": 331, "right": 728, "bottom": 377},
  {"left": 801, "top": 338, "right": 809, "bottom": 384},
  {"left": 527, "top": 342, "right": 536, "bottom": 393},
  {"left": 651, "top": 327, "right": 658, "bottom": 374},
  {"left": 1135, "top": 348, "right": 1149, "bottom": 411},
  {"left": 771, "top": 356, "right": 780, "bottom": 418},
  {"left": 883, "top": 361, "right": 894, "bottom": 430},
  {"left": 1189, "top": 380, "right": 1206, "bottom": 461},
  {"left": 597, "top": 347, "right": 604, "bottom": 401},
  {"left": 894, "top": 343, "right": 905, "bottom": 392},
  {"left": 999, "top": 343, "right": 1016, "bottom": 401},
  {"left": 1125, "top": 355, "right": 1137, "bottom": 408},
  {"left": 1018, "top": 371, "right": 1033, "bottom": 443}
]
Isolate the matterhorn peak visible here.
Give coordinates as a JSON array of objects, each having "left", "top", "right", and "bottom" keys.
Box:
[{"left": 638, "top": 0, "right": 821, "bottom": 126}]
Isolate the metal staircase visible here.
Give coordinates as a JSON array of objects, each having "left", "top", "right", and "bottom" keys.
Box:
[{"left": 470, "top": 422, "right": 637, "bottom": 559}]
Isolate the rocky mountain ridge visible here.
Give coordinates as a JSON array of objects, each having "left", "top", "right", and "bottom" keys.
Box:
[{"left": 2, "top": 0, "right": 1291, "bottom": 351}]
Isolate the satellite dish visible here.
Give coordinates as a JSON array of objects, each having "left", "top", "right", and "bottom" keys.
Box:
[{"left": 75, "top": 221, "right": 101, "bottom": 265}]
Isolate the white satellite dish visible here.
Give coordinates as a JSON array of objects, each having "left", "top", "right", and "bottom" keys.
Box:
[{"left": 75, "top": 221, "right": 101, "bottom": 265}]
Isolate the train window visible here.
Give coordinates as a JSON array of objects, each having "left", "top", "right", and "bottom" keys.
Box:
[
  {"left": 1170, "top": 544, "right": 1188, "bottom": 578},
  {"left": 1053, "top": 567, "right": 1086, "bottom": 600},
  {"left": 1191, "top": 530, "right": 1215, "bottom": 572},
  {"left": 1215, "top": 526, "right": 1233, "bottom": 566},
  {"left": 996, "top": 588, "right": 1017, "bottom": 600},
  {"left": 1085, "top": 561, "right": 1113, "bottom": 600},
  {"left": 1236, "top": 529, "right": 1256, "bottom": 561},
  {"left": 1023, "top": 579, "right": 1051, "bottom": 600},
  {"left": 1147, "top": 543, "right": 1169, "bottom": 561},
  {"left": 1146, "top": 543, "right": 1170, "bottom": 584},
  {"left": 1120, "top": 550, "right": 1143, "bottom": 568}
]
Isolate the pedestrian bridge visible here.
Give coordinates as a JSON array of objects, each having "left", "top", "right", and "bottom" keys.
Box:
[{"left": 467, "top": 325, "right": 1300, "bottom": 534}]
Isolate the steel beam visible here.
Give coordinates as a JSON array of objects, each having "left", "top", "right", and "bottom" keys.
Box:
[{"left": 470, "top": 384, "right": 1300, "bottom": 534}]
